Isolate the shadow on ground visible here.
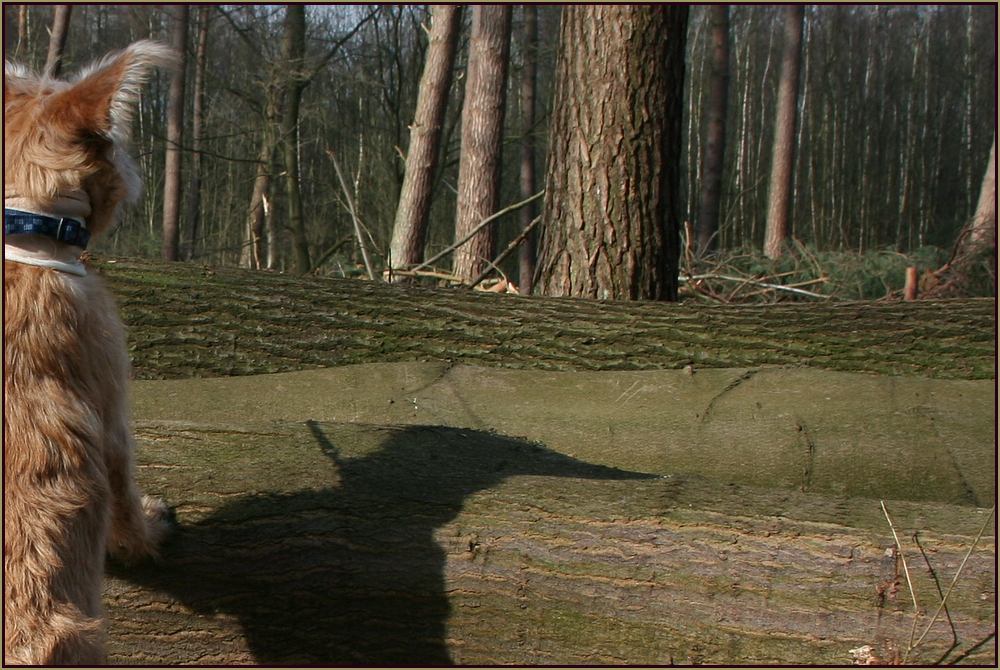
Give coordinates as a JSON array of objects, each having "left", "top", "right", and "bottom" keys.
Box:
[{"left": 110, "top": 422, "right": 653, "bottom": 665}]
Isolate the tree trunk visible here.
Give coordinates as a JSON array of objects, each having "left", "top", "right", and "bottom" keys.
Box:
[
  {"left": 161, "top": 5, "right": 188, "bottom": 263},
  {"left": 16, "top": 6, "right": 29, "bottom": 58},
  {"left": 695, "top": 5, "right": 730, "bottom": 257},
  {"left": 242, "top": 92, "right": 279, "bottom": 270},
  {"left": 43, "top": 5, "right": 72, "bottom": 79},
  {"left": 92, "top": 257, "right": 994, "bottom": 382},
  {"left": 105, "top": 415, "right": 993, "bottom": 665},
  {"left": 388, "top": 5, "right": 463, "bottom": 274},
  {"left": 452, "top": 5, "right": 513, "bottom": 283},
  {"left": 536, "top": 6, "right": 688, "bottom": 301},
  {"left": 763, "top": 6, "right": 805, "bottom": 260},
  {"left": 282, "top": 5, "right": 310, "bottom": 274},
  {"left": 517, "top": 5, "right": 539, "bottom": 294},
  {"left": 183, "top": 6, "right": 210, "bottom": 262},
  {"left": 965, "top": 133, "right": 996, "bottom": 252}
]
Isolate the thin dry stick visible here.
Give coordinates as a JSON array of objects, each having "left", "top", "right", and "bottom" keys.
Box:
[
  {"left": 739, "top": 277, "right": 829, "bottom": 301},
  {"left": 907, "top": 505, "right": 996, "bottom": 660},
  {"left": 476, "top": 255, "right": 509, "bottom": 289},
  {"left": 385, "top": 268, "right": 463, "bottom": 283},
  {"left": 410, "top": 190, "right": 544, "bottom": 274},
  {"left": 881, "top": 500, "right": 921, "bottom": 633},
  {"left": 678, "top": 273, "right": 830, "bottom": 299},
  {"left": 682, "top": 221, "right": 696, "bottom": 277},
  {"left": 327, "top": 149, "right": 376, "bottom": 281},
  {"left": 468, "top": 214, "right": 542, "bottom": 290},
  {"left": 912, "top": 532, "right": 959, "bottom": 662}
]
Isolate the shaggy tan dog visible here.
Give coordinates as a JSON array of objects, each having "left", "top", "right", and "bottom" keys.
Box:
[{"left": 4, "top": 42, "right": 176, "bottom": 664}]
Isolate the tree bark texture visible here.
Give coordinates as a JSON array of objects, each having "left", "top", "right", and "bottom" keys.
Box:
[
  {"left": 388, "top": 5, "right": 463, "bottom": 272},
  {"left": 282, "top": 5, "right": 310, "bottom": 274},
  {"left": 105, "top": 419, "right": 994, "bottom": 665},
  {"left": 518, "top": 5, "right": 539, "bottom": 294},
  {"left": 452, "top": 5, "right": 512, "bottom": 283},
  {"left": 42, "top": 5, "right": 72, "bottom": 79},
  {"left": 966, "top": 133, "right": 996, "bottom": 251},
  {"left": 184, "top": 6, "right": 210, "bottom": 262},
  {"left": 91, "top": 258, "right": 994, "bottom": 382},
  {"left": 161, "top": 5, "right": 188, "bottom": 263},
  {"left": 763, "top": 5, "right": 805, "bottom": 260},
  {"left": 536, "top": 6, "right": 688, "bottom": 301},
  {"left": 242, "top": 92, "right": 279, "bottom": 270},
  {"left": 696, "top": 5, "right": 730, "bottom": 257}
]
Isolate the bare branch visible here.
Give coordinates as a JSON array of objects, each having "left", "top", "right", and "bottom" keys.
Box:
[
  {"left": 327, "top": 149, "right": 377, "bottom": 282},
  {"left": 410, "top": 191, "right": 544, "bottom": 274}
]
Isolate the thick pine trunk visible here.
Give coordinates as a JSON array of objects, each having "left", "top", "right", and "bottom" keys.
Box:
[
  {"left": 536, "top": 6, "right": 688, "bottom": 301},
  {"left": 160, "top": 6, "right": 188, "bottom": 263},
  {"left": 388, "top": 5, "right": 463, "bottom": 273},
  {"left": 966, "top": 134, "right": 996, "bottom": 252},
  {"left": 452, "top": 5, "right": 512, "bottom": 283},
  {"left": 763, "top": 6, "right": 805, "bottom": 260},
  {"left": 695, "top": 6, "right": 730, "bottom": 257}
]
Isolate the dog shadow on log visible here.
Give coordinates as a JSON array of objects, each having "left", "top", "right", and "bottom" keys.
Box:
[{"left": 109, "top": 422, "right": 654, "bottom": 665}]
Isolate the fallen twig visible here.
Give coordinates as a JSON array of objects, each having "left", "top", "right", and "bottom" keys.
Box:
[
  {"left": 679, "top": 273, "right": 830, "bottom": 299},
  {"left": 381, "top": 268, "right": 461, "bottom": 284},
  {"left": 468, "top": 214, "right": 542, "bottom": 290},
  {"left": 906, "top": 505, "right": 996, "bottom": 661},
  {"left": 912, "top": 532, "right": 959, "bottom": 664},
  {"left": 881, "top": 500, "right": 921, "bottom": 655}
]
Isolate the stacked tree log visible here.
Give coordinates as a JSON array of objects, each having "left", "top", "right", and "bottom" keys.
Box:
[{"left": 94, "top": 258, "right": 995, "bottom": 665}]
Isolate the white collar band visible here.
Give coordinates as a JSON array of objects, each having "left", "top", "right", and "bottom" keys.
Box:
[{"left": 4, "top": 243, "right": 87, "bottom": 276}]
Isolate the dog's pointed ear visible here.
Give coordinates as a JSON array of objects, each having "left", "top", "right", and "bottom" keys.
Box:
[{"left": 45, "top": 40, "right": 177, "bottom": 143}]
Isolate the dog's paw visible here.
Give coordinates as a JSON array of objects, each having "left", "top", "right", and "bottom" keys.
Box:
[
  {"left": 141, "top": 495, "right": 177, "bottom": 548},
  {"left": 108, "top": 496, "right": 176, "bottom": 564}
]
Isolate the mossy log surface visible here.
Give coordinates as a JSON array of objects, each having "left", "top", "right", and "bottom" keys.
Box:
[
  {"left": 93, "top": 257, "right": 996, "bottom": 381},
  {"left": 86, "top": 257, "right": 995, "bottom": 664},
  {"left": 132, "top": 364, "right": 995, "bottom": 507}
]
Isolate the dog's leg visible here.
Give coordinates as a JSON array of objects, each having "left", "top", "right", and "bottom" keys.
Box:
[
  {"left": 97, "top": 306, "right": 174, "bottom": 562},
  {"left": 103, "top": 400, "right": 174, "bottom": 563}
]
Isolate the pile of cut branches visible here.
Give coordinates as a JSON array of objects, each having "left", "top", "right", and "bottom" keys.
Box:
[
  {"left": 679, "top": 225, "right": 831, "bottom": 303},
  {"left": 910, "top": 222, "right": 996, "bottom": 300}
]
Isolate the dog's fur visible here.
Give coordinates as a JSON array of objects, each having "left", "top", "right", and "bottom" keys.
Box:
[{"left": 4, "top": 42, "right": 176, "bottom": 665}]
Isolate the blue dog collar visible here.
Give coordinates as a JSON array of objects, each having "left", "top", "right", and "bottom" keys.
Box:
[{"left": 4, "top": 208, "right": 91, "bottom": 249}]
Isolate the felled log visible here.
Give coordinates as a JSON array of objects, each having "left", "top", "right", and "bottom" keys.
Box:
[
  {"left": 90, "top": 257, "right": 994, "bottom": 664},
  {"left": 93, "top": 257, "right": 994, "bottom": 381},
  {"left": 108, "top": 420, "right": 994, "bottom": 665}
]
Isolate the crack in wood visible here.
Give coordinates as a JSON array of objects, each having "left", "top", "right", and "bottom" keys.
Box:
[
  {"left": 700, "top": 368, "right": 760, "bottom": 423},
  {"left": 796, "top": 417, "right": 817, "bottom": 492}
]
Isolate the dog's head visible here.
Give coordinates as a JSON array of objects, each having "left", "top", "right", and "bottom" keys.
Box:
[{"left": 4, "top": 41, "right": 176, "bottom": 236}]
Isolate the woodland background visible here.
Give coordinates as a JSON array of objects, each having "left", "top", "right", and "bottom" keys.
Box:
[
  {"left": 3, "top": 4, "right": 997, "bottom": 299},
  {"left": 3, "top": 6, "right": 995, "bottom": 664}
]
